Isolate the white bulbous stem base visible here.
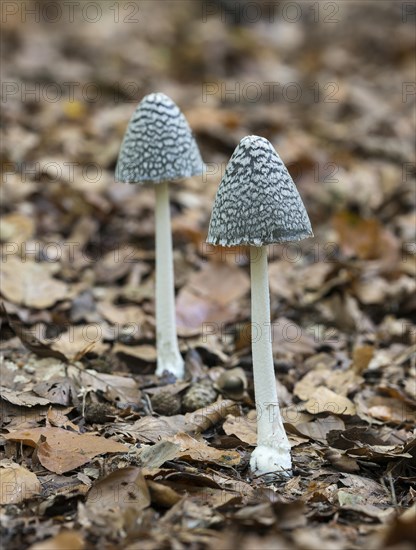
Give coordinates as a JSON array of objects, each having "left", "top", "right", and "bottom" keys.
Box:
[
  {"left": 154, "top": 182, "right": 184, "bottom": 379},
  {"left": 250, "top": 245, "right": 292, "bottom": 476},
  {"left": 250, "top": 444, "right": 292, "bottom": 475}
]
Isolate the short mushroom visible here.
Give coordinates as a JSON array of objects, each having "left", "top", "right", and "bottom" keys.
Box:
[
  {"left": 207, "top": 135, "right": 313, "bottom": 476},
  {"left": 116, "top": 93, "right": 204, "bottom": 379}
]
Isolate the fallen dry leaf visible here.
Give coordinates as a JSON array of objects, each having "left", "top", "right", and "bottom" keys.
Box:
[
  {"left": 139, "top": 441, "right": 181, "bottom": 468},
  {"left": 0, "top": 212, "right": 35, "bottom": 243},
  {"left": 147, "top": 479, "right": 181, "bottom": 508},
  {"left": 0, "top": 258, "right": 68, "bottom": 309},
  {"left": 295, "top": 415, "right": 345, "bottom": 442},
  {"left": 46, "top": 408, "right": 79, "bottom": 431},
  {"left": 176, "top": 263, "right": 250, "bottom": 332},
  {"left": 304, "top": 387, "right": 356, "bottom": 416},
  {"left": 123, "top": 416, "right": 185, "bottom": 443},
  {"left": 332, "top": 211, "right": 399, "bottom": 262},
  {"left": 32, "top": 378, "right": 77, "bottom": 406},
  {"left": 324, "top": 448, "right": 360, "bottom": 473},
  {"left": 4, "top": 427, "right": 128, "bottom": 474},
  {"left": 222, "top": 413, "right": 257, "bottom": 446},
  {"left": 73, "top": 368, "right": 141, "bottom": 407},
  {"left": 352, "top": 345, "right": 375, "bottom": 374},
  {"left": 1, "top": 386, "right": 51, "bottom": 407},
  {"left": 294, "top": 368, "right": 362, "bottom": 400},
  {"left": 0, "top": 460, "right": 41, "bottom": 504},
  {"left": 96, "top": 301, "right": 146, "bottom": 327},
  {"left": 271, "top": 317, "right": 316, "bottom": 356},
  {"left": 50, "top": 326, "right": 109, "bottom": 360},
  {"left": 167, "top": 432, "right": 241, "bottom": 466},
  {"left": 113, "top": 343, "right": 157, "bottom": 362},
  {"left": 185, "top": 399, "right": 240, "bottom": 433},
  {"left": 356, "top": 392, "right": 415, "bottom": 425},
  {"left": 4, "top": 320, "right": 69, "bottom": 363},
  {"left": 29, "top": 531, "right": 84, "bottom": 550},
  {"left": 381, "top": 505, "right": 416, "bottom": 548},
  {"left": 86, "top": 467, "right": 151, "bottom": 512}
]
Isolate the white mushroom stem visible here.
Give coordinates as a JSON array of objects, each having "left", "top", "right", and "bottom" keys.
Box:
[
  {"left": 249, "top": 245, "right": 292, "bottom": 476},
  {"left": 154, "top": 181, "right": 184, "bottom": 379}
]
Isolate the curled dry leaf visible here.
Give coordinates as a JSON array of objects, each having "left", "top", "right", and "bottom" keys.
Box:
[
  {"left": 1, "top": 386, "right": 50, "bottom": 407},
  {"left": 185, "top": 399, "right": 240, "bottom": 433},
  {"left": 4, "top": 427, "right": 128, "bottom": 474},
  {"left": 0, "top": 460, "right": 41, "bottom": 504},
  {"left": 147, "top": 479, "right": 182, "bottom": 508},
  {"left": 378, "top": 384, "right": 416, "bottom": 409},
  {"left": 345, "top": 443, "right": 412, "bottom": 462},
  {"left": 187, "top": 263, "right": 251, "bottom": 305}
]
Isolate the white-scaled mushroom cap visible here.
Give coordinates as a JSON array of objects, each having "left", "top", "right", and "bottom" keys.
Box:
[
  {"left": 207, "top": 135, "right": 313, "bottom": 246},
  {"left": 115, "top": 93, "right": 204, "bottom": 184}
]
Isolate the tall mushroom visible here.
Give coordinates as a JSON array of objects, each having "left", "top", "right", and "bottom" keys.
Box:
[
  {"left": 207, "top": 135, "right": 313, "bottom": 475},
  {"left": 116, "top": 93, "right": 204, "bottom": 379}
]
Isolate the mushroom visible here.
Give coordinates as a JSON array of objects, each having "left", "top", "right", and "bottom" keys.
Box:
[
  {"left": 207, "top": 135, "right": 313, "bottom": 476},
  {"left": 116, "top": 93, "right": 204, "bottom": 379}
]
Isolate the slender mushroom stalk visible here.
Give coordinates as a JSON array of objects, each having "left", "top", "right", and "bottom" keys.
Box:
[
  {"left": 207, "top": 135, "right": 313, "bottom": 476},
  {"left": 154, "top": 181, "right": 183, "bottom": 377},
  {"left": 115, "top": 93, "right": 205, "bottom": 379},
  {"left": 250, "top": 245, "right": 291, "bottom": 474}
]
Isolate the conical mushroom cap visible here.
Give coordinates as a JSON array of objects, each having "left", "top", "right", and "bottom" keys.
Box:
[
  {"left": 116, "top": 93, "right": 204, "bottom": 184},
  {"left": 207, "top": 136, "right": 313, "bottom": 246}
]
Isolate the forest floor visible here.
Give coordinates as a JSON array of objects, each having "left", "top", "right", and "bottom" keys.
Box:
[{"left": 1, "top": 1, "right": 415, "bottom": 549}]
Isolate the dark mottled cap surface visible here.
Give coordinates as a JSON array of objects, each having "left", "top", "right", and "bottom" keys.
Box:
[
  {"left": 207, "top": 136, "right": 313, "bottom": 246},
  {"left": 115, "top": 93, "right": 204, "bottom": 184}
]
